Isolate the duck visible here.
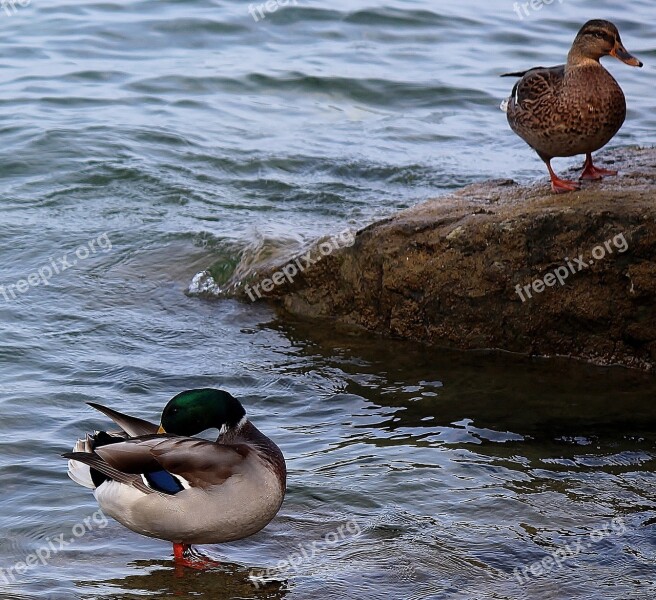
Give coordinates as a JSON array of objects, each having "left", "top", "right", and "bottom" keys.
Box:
[
  {"left": 63, "top": 388, "right": 286, "bottom": 566},
  {"left": 501, "top": 20, "right": 643, "bottom": 194}
]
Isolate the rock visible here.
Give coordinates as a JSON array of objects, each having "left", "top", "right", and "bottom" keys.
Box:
[{"left": 193, "top": 146, "right": 656, "bottom": 371}]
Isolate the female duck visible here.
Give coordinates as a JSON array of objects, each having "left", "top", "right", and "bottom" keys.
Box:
[
  {"left": 502, "top": 20, "right": 642, "bottom": 193},
  {"left": 64, "top": 388, "right": 286, "bottom": 565}
]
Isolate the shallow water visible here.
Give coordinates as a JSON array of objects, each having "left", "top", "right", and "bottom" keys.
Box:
[{"left": 1, "top": 1, "right": 656, "bottom": 599}]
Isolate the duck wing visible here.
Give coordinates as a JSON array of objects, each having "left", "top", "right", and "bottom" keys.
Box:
[
  {"left": 87, "top": 402, "right": 160, "bottom": 437},
  {"left": 502, "top": 65, "right": 565, "bottom": 108},
  {"left": 148, "top": 437, "right": 250, "bottom": 487},
  {"left": 64, "top": 435, "right": 248, "bottom": 493}
]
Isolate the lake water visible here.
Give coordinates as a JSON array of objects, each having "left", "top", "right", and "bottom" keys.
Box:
[{"left": 1, "top": 1, "right": 655, "bottom": 599}]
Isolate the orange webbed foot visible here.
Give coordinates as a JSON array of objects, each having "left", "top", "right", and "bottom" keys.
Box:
[
  {"left": 173, "top": 543, "right": 222, "bottom": 571},
  {"left": 580, "top": 153, "right": 618, "bottom": 180},
  {"left": 545, "top": 160, "right": 580, "bottom": 194},
  {"left": 551, "top": 177, "right": 581, "bottom": 194}
]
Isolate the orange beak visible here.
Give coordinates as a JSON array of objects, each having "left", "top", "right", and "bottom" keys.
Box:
[
  {"left": 157, "top": 424, "right": 166, "bottom": 434},
  {"left": 611, "top": 42, "right": 643, "bottom": 67}
]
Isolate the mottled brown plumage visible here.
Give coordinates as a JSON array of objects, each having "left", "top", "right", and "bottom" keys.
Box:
[{"left": 502, "top": 20, "right": 643, "bottom": 193}]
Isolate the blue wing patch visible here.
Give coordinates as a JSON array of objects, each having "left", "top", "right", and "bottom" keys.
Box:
[{"left": 144, "top": 470, "right": 184, "bottom": 495}]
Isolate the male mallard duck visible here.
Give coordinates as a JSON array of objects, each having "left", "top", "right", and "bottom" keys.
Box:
[
  {"left": 64, "top": 389, "right": 286, "bottom": 566},
  {"left": 501, "top": 20, "right": 642, "bottom": 193}
]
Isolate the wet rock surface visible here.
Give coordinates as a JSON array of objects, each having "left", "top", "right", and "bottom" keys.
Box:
[{"left": 197, "top": 146, "right": 656, "bottom": 370}]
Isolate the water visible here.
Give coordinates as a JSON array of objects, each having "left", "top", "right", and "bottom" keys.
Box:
[{"left": 1, "top": 1, "right": 656, "bottom": 598}]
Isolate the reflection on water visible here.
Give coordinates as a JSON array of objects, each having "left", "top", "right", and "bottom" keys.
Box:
[
  {"left": 80, "top": 559, "right": 288, "bottom": 600},
  {"left": 1, "top": 292, "right": 655, "bottom": 599}
]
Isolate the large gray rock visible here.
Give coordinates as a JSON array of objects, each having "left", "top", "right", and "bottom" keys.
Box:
[{"left": 192, "top": 146, "right": 656, "bottom": 371}]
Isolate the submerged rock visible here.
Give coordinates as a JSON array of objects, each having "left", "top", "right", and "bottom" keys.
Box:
[{"left": 195, "top": 146, "right": 656, "bottom": 371}]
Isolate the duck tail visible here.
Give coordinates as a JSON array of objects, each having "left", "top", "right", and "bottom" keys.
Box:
[
  {"left": 66, "top": 436, "right": 96, "bottom": 489},
  {"left": 500, "top": 70, "right": 528, "bottom": 78},
  {"left": 87, "top": 402, "right": 159, "bottom": 437}
]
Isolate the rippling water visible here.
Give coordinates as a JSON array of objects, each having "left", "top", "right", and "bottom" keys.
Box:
[{"left": 1, "top": 1, "right": 656, "bottom": 599}]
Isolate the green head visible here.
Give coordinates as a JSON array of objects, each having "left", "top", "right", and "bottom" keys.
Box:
[{"left": 158, "top": 389, "right": 246, "bottom": 436}]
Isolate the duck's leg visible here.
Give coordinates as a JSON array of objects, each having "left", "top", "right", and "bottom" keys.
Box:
[
  {"left": 580, "top": 153, "right": 618, "bottom": 180},
  {"left": 172, "top": 543, "right": 222, "bottom": 570},
  {"left": 545, "top": 160, "right": 580, "bottom": 194},
  {"left": 173, "top": 542, "right": 190, "bottom": 563}
]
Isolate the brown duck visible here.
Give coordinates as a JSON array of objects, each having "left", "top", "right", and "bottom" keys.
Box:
[{"left": 502, "top": 20, "right": 642, "bottom": 193}]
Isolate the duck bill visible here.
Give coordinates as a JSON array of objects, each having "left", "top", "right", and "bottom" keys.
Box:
[
  {"left": 157, "top": 424, "right": 166, "bottom": 434},
  {"left": 611, "top": 44, "right": 643, "bottom": 67}
]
